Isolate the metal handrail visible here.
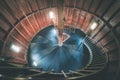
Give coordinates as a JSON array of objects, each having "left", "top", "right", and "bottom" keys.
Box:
[
  {"left": 0, "top": 36, "right": 108, "bottom": 80},
  {"left": 67, "top": 36, "right": 108, "bottom": 79}
]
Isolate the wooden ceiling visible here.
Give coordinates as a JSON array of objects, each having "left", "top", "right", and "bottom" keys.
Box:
[{"left": 0, "top": 0, "right": 120, "bottom": 65}]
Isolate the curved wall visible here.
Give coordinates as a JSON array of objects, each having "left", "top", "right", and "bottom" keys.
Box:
[{"left": 0, "top": 0, "right": 119, "bottom": 79}]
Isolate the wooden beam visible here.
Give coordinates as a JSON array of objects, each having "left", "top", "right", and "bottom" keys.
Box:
[
  {"left": 57, "top": 0, "right": 64, "bottom": 30},
  {"left": 57, "top": 0, "right": 64, "bottom": 45}
]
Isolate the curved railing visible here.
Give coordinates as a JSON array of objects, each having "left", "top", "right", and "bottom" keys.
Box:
[
  {"left": 0, "top": 36, "right": 108, "bottom": 80},
  {"left": 66, "top": 36, "right": 108, "bottom": 80}
]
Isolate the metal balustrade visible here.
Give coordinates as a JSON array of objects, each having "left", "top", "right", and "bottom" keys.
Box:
[
  {"left": 0, "top": 36, "right": 108, "bottom": 80},
  {"left": 66, "top": 36, "right": 108, "bottom": 80}
]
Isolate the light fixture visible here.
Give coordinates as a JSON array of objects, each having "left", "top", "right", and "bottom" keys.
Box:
[
  {"left": 10, "top": 44, "right": 21, "bottom": 53},
  {"left": 28, "top": 77, "right": 32, "bottom": 79},
  {"left": 49, "top": 11, "right": 54, "bottom": 19},
  {"left": 33, "top": 61, "right": 37, "bottom": 66},
  {"left": 52, "top": 28, "right": 57, "bottom": 34},
  {"left": 0, "top": 74, "right": 2, "bottom": 77},
  {"left": 90, "top": 22, "right": 98, "bottom": 30}
]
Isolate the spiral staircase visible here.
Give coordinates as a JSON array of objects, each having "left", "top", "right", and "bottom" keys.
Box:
[
  {"left": 0, "top": 0, "right": 120, "bottom": 80},
  {"left": 0, "top": 26, "right": 108, "bottom": 80},
  {"left": 66, "top": 36, "right": 108, "bottom": 80}
]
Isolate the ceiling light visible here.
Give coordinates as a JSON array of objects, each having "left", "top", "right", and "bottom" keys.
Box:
[
  {"left": 0, "top": 74, "right": 2, "bottom": 77},
  {"left": 28, "top": 77, "right": 32, "bottom": 79},
  {"left": 33, "top": 61, "right": 37, "bottom": 67},
  {"left": 90, "top": 22, "right": 98, "bottom": 30},
  {"left": 49, "top": 11, "right": 54, "bottom": 19},
  {"left": 10, "top": 44, "right": 21, "bottom": 53},
  {"left": 52, "top": 28, "right": 58, "bottom": 35}
]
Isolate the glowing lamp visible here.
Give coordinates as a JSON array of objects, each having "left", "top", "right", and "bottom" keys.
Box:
[
  {"left": 10, "top": 44, "right": 21, "bottom": 53},
  {"left": 49, "top": 11, "right": 54, "bottom": 19},
  {"left": 90, "top": 22, "right": 98, "bottom": 30},
  {"left": 33, "top": 61, "right": 37, "bottom": 66}
]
